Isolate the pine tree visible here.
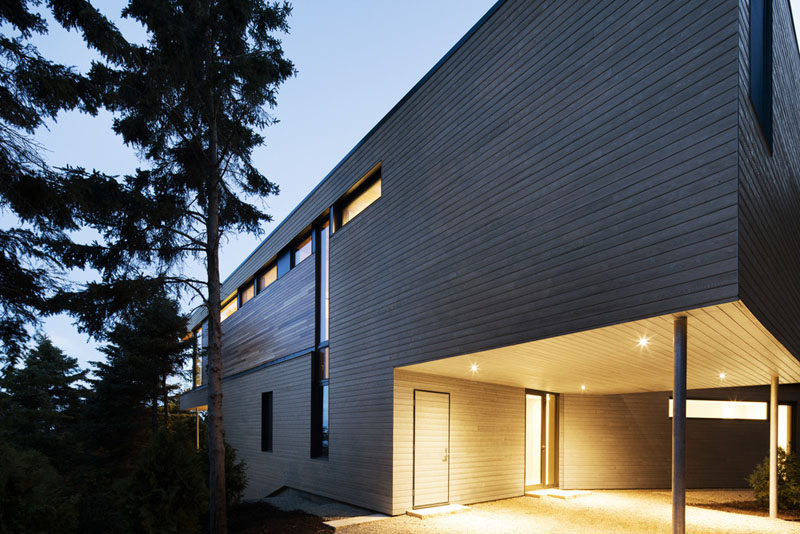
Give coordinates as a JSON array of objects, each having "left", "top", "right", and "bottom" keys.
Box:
[
  {"left": 0, "top": 0, "right": 124, "bottom": 363},
  {"left": 62, "top": 4, "right": 294, "bottom": 529}
]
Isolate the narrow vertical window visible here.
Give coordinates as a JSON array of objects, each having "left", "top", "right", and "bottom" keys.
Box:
[
  {"left": 750, "top": 0, "right": 772, "bottom": 145},
  {"left": 312, "top": 347, "right": 329, "bottom": 457},
  {"left": 261, "top": 392, "right": 273, "bottom": 452},
  {"left": 319, "top": 220, "right": 330, "bottom": 343}
]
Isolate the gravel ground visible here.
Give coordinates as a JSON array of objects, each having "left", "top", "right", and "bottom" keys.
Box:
[
  {"left": 264, "top": 488, "right": 378, "bottom": 520},
  {"left": 338, "top": 490, "right": 800, "bottom": 534}
]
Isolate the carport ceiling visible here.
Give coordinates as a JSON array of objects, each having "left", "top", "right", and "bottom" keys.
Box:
[{"left": 400, "top": 300, "right": 800, "bottom": 394}]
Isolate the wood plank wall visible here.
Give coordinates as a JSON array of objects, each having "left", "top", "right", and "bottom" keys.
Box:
[
  {"left": 737, "top": 0, "right": 800, "bottom": 359},
  {"left": 560, "top": 385, "right": 800, "bottom": 489},
  {"left": 393, "top": 370, "right": 524, "bottom": 514},
  {"left": 188, "top": 0, "right": 745, "bottom": 514}
]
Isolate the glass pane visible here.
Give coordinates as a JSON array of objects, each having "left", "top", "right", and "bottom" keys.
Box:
[
  {"left": 294, "top": 235, "right": 312, "bottom": 265},
  {"left": 526, "top": 394, "right": 542, "bottom": 486},
  {"left": 342, "top": 178, "right": 381, "bottom": 225},
  {"left": 239, "top": 283, "right": 254, "bottom": 305},
  {"left": 258, "top": 265, "right": 277, "bottom": 293},
  {"left": 668, "top": 399, "right": 768, "bottom": 420},
  {"left": 220, "top": 296, "right": 238, "bottom": 322},
  {"left": 779, "top": 404, "right": 791, "bottom": 452},
  {"left": 319, "top": 347, "right": 329, "bottom": 380},
  {"left": 319, "top": 221, "right": 329, "bottom": 342},
  {"left": 321, "top": 383, "right": 329, "bottom": 451}
]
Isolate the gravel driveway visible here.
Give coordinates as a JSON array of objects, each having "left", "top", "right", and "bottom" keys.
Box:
[{"left": 339, "top": 490, "right": 800, "bottom": 534}]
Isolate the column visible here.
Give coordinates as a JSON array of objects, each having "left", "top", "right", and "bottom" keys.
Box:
[
  {"left": 673, "top": 316, "right": 687, "bottom": 534},
  {"left": 770, "top": 375, "right": 779, "bottom": 519}
]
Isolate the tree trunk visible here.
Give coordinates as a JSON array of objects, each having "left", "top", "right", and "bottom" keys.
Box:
[
  {"left": 151, "top": 389, "right": 159, "bottom": 434},
  {"left": 162, "top": 374, "right": 169, "bottom": 428},
  {"left": 206, "top": 115, "right": 227, "bottom": 534}
]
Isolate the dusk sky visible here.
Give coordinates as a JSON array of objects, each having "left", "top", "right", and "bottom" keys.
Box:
[{"left": 8, "top": 0, "right": 800, "bottom": 372}]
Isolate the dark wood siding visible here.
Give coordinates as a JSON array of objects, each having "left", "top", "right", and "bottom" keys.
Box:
[
  {"left": 219, "top": 256, "right": 315, "bottom": 378},
  {"left": 737, "top": 0, "right": 800, "bottom": 359},
  {"left": 187, "top": 0, "right": 745, "bottom": 514},
  {"left": 561, "top": 385, "right": 800, "bottom": 489}
]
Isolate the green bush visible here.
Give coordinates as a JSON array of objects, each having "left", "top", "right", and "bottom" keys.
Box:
[
  {"left": 0, "top": 441, "right": 78, "bottom": 534},
  {"left": 748, "top": 447, "right": 800, "bottom": 510},
  {"left": 122, "top": 429, "right": 208, "bottom": 534}
]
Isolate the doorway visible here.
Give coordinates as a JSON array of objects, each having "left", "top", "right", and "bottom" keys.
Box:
[
  {"left": 525, "top": 391, "right": 558, "bottom": 490},
  {"left": 413, "top": 390, "right": 450, "bottom": 508}
]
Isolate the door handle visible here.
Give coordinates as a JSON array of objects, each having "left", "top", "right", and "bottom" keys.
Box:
[{"left": 442, "top": 447, "right": 448, "bottom": 462}]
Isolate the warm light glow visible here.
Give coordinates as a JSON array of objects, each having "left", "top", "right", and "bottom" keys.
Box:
[
  {"left": 580, "top": 384, "right": 586, "bottom": 391},
  {"left": 637, "top": 335, "right": 650, "bottom": 348},
  {"left": 470, "top": 363, "right": 478, "bottom": 373},
  {"left": 668, "top": 398, "right": 767, "bottom": 420},
  {"left": 719, "top": 372, "right": 726, "bottom": 380}
]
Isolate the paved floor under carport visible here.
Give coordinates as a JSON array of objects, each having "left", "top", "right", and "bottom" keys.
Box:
[{"left": 337, "top": 490, "right": 800, "bottom": 534}]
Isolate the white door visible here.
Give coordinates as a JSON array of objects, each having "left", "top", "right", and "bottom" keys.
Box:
[{"left": 413, "top": 390, "right": 450, "bottom": 508}]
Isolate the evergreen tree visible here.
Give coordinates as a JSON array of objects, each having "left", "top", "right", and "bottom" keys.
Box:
[
  {"left": 0, "top": 0, "right": 124, "bottom": 363},
  {"left": 0, "top": 335, "right": 87, "bottom": 468},
  {"left": 61, "top": 3, "right": 295, "bottom": 531}
]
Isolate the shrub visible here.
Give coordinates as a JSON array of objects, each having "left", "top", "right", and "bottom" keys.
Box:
[
  {"left": 0, "top": 441, "right": 77, "bottom": 534},
  {"left": 122, "top": 429, "right": 208, "bottom": 534},
  {"left": 748, "top": 447, "right": 800, "bottom": 510}
]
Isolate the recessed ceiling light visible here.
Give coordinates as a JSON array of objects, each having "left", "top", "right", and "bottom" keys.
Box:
[
  {"left": 470, "top": 363, "right": 478, "bottom": 373},
  {"left": 580, "top": 384, "right": 586, "bottom": 391},
  {"left": 719, "top": 372, "right": 726, "bottom": 380},
  {"left": 638, "top": 336, "right": 650, "bottom": 348}
]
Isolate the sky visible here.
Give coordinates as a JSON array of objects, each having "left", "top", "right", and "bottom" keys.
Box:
[{"left": 10, "top": 0, "right": 800, "bottom": 372}]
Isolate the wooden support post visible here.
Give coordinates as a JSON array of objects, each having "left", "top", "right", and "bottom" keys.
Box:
[
  {"left": 673, "top": 316, "right": 687, "bottom": 534},
  {"left": 770, "top": 375, "right": 779, "bottom": 519}
]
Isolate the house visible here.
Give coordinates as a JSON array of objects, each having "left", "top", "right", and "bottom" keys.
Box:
[{"left": 181, "top": 0, "right": 800, "bottom": 527}]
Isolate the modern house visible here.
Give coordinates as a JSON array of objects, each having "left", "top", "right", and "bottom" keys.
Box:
[{"left": 181, "top": 0, "right": 800, "bottom": 528}]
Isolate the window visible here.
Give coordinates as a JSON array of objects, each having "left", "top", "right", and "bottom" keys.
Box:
[
  {"left": 312, "top": 347, "right": 329, "bottom": 457},
  {"left": 319, "top": 220, "right": 330, "bottom": 343},
  {"left": 261, "top": 392, "right": 273, "bottom": 452},
  {"left": 220, "top": 295, "right": 238, "bottom": 322},
  {"left": 669, "top": 399, "right": 767, "bottom": 420},
  {"left": 294, "top": 234, "right": 312, "bottom": 265},
  {"left": 193, "top": 327, "right": 203, "bottom": 387},
  {"left": 750, "top": 0, "right": 772, "bottom": 145},
  {"left": 239, "top": 282, "right": 255, "bottom": 306},
  {"left": 340, "top": 169, "right": 381, "bottom": 226},
  {"left": 257, "top": 265, "right": 277, "bottom": 293},
  {"left": 277, "top": 249, "right": 291, "bottom": 278}
]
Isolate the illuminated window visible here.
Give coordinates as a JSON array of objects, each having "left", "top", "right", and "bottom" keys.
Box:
[
  {"left": 341, "top": 172, "right": 381, "bottom": 226},
  {"left": 239, "top": 282, "right": 255, "bottom": 306},
  {"left": 669, "top": 399, "right": 768, "bottom": 420},
  {"left": 194, "top": 327, "right": 203, "bottom": 387},
  {"left": 294, "top": 235, "right": 312, "bottom": 265},
  {"left": 779, "top": 404, "right": 792, "bottom": 452},
  {"left": 257, "top": 265, "right": 277, "bottom": 293},
  {"left": 220, "top": 296, "right": 238, "bottom": 322}
]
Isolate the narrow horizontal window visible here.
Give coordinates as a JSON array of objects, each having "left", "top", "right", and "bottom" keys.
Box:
[
  {"left": 257, "top": 265, "right": 277, "bottom": 293},
  {"left": 239, "top": 282, "right": 255, "bottom": 306},
  {"left": 668, "top": 399, "right": 766, "bottom": 420},
  {"left": 294, "top": 235, "right": 312, "bottom": 265},
  {"left": 342, "top": 175, "right": 381, "bottom": 226},
  {"left": 220, "top": 295, "right": 238, "bottom": 322}
]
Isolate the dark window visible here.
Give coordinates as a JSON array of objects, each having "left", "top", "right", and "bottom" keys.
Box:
[
  {"left": 750, "top": 0, "right": 772, "bottom": 145},
  {"left": 277, "top": 249, "right": 291, "bottom": 278},
  {"left": 311, "top": 348, "right": 329, "bottom": 457},
  {"left": 261, "top": 392, "right": 273, "bottom": 452}
]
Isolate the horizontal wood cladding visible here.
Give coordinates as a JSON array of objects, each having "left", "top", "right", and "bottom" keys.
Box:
[
  {"left": 737, "top": 0, "right": 800, "bottom": 360},
  {"left": 560, "top": 385, "right": 800, "bottom": 489},
  {"left": 218, "top": 256, "right": 315, "bottom": 378},
  {"left": 330, "top": 0, "right": 739, "bottom": 369},
  {"left": 393, "top": 370, "right": 524, "bottom": 515},
  {"left": 221, "top": 355, "right": 396, "bottom": 513}
]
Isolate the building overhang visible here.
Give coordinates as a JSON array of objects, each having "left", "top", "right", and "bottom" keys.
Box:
[{"left": 398, "top": 300, "right": 800, "bottom": 395}]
